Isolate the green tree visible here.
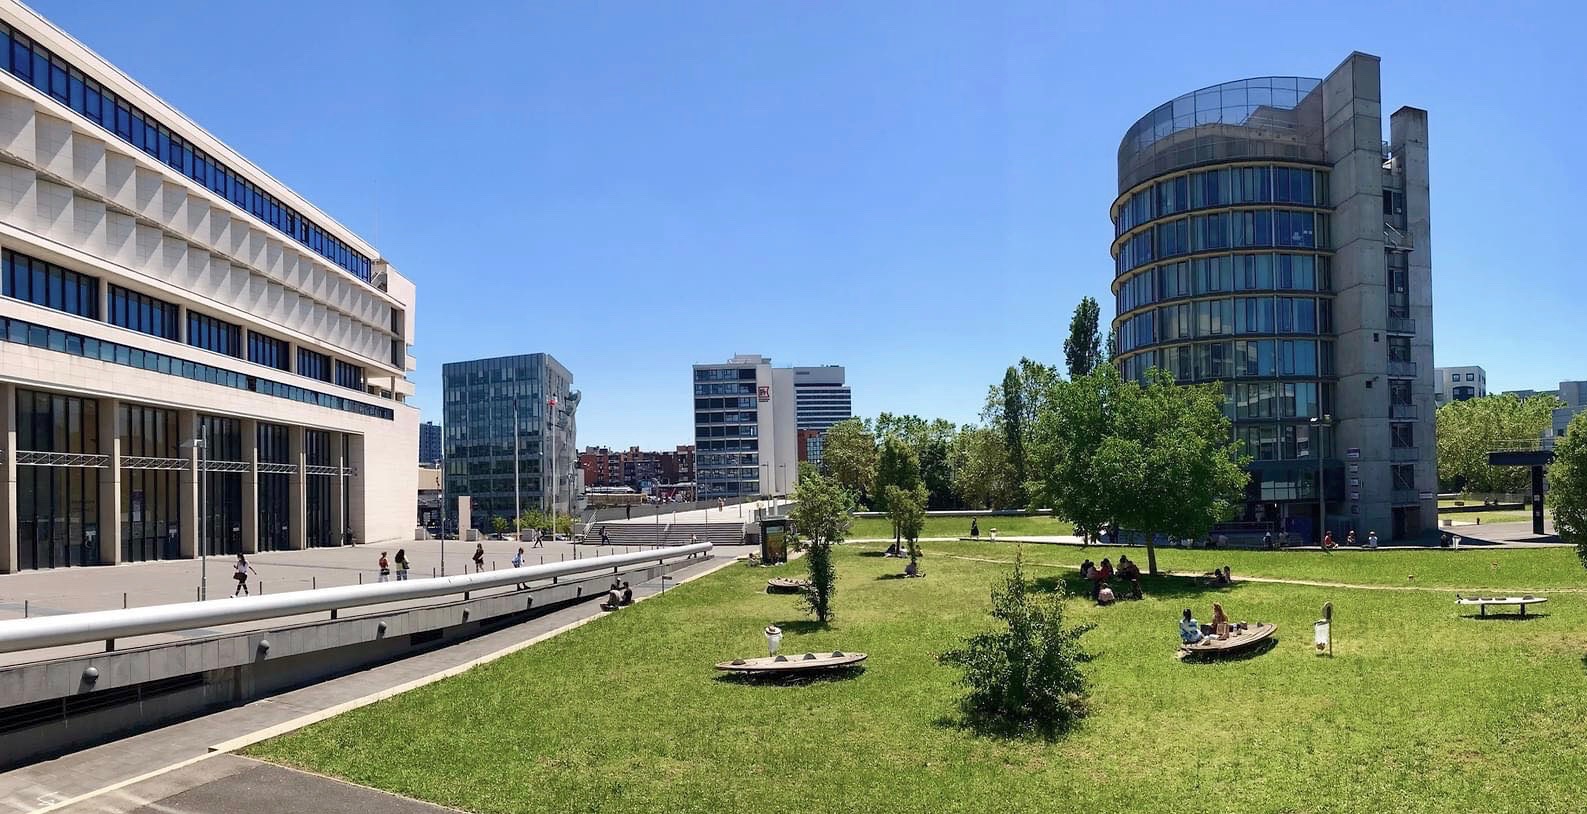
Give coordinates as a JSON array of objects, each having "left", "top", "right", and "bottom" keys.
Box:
[
  {"left": 1030, "top": 365, "right": 1247, "bottom": 573},
  {"left": 1104, "top": 329, "right": 1118, "bottom": 363},
  {"left": 797, "top": 460, "right": 820, "bottom": 486},
  {"left": 874, "top": 435, "right": 922, "bottom": 513},
  {"left": 1001, "top": 367, "right": 1026, "bottom": 496},
  {"left": 821, "top": 418, "right": 878, "bottom": 504},
  {"left": 885, "top": 482, "right": 929, "bottom": 566},
  {"left": 1548, "top": 411, "right": 1587, "bottom": 566},
  {"left": 874, "top": 413, "right": 958, "bottom": 508},
  {"left": 984, "top": 359, "right": 1059, "bottom": 506},
  {"left": 490, "top": 516, "right": 509, "bottom": 535},
  {"left": 1063, "top": 296, "right": 1102, "bottom": 379},
  {"left": 951, "top": 424, "right": 1018, "bottom": 509},
  {"left": 938, "top": 549, "right": 1093, "bottom": 738},
  {"left": 1437, "top": 394, "right": 1563, "bottom": 494},
  {"left": 554, "top": 513, "right": 575, "bottom": 536},
  {"left": 788, "top": 473, "right": 854, "bottom": 623},
  {"left": 519, "top": 509, "right": 547, "bottom": 534}
]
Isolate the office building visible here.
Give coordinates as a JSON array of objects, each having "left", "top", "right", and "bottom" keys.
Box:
[
  {"left": 1433, "top": 366, "right": 1485, "bottom": 405},
  {"left": 692, "top": 354, "right": 798, "bottom": 497},
  {"left": 441, "top": 354, "right": 577, "bottom": 529},
  {"left": 791, "top": 365, "right": 851, "bottom": 430},
  {"left": 418, "top": 420, "right": 441, "bottom": 466},
  {"left": 1109, "top": 53, "right": 1436, "bottom": 540},
  {"left": 0, "top": 5, "right": 418, "bottom": 571}
]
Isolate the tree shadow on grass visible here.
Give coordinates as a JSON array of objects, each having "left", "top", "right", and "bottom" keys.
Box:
[
  {"left": 1461, "top": 612, "right": 1549, "bottom": 621},
  {"left": 929, "top": 706, "right": 1077, "bottom": 743},
  {"left": 1032, "top": 571, "right": 1246, "bottom": 602},
  {"left": 712, "top": 666, "right": 866, "bottom": 686},
  {"left": 770, "top": 619, "right": 829, "bottom": 634},
  {"left": 857, "top": 550, "right": 890, "bottom": 558}
]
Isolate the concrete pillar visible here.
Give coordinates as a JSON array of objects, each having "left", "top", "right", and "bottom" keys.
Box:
[
  {"left": 97, "top": 397, "right": 121, "bottom": 565},
  {"left": 178, "top": 410, "right": 199, "bottom": 558},
  {"left": 346, "top": 432, "right": 367, "bottom": 548},
  {"left": 240, "top": 417, "right": 258, "bottom": 554},
  {"left": 329, "top": 433, "right": 345, "bottom": 546},
  {"left": 288, "top": 425, "right": 306, "bottom": 550},
  {"left": 0, "top": 382, "right": 17, "bottom": 573}
]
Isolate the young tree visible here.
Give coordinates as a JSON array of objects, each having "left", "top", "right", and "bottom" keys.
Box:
[
  {"left": 797, "top": 460, "right": 820, "bottom": 486},
  {"left": 1001, "top": 366, "right": 1027, "bottom": 501},
  {"left": 886, "top": 482, "right": 929, "bottom": 567},
  {"left": 788, "top": 473, "right": 855, "bottom": 623},
  {"left": 490, "top": 516, "right": 509, "bottom": 535},
  {"left": 938, "top": 549, "right": 1092, "bottom": 738},
  {"left": 1548, "top": 411, "right": 1587, "bottom": 567},
  {"left": 874, "top": 435, "right": 922, "bottom": 513},
  {"left": 875, "top": 413, "right": 958, "bottom": 508},
  {"left": 821, "top": 418, "right": 878, "bottom": 504},
  {"left": 984, "top": 359, "right": 1059, "bottom": 506},
  {"left": 1063, "top": 296, "right": 1102, "bottom": 379},
  {"left": 1437, "top": 394, "right": 1563, "bottom": 494},
  {"left": 554, "top": 513, "right": 575, "bottom": 536},
  {"left": 951, "top": 424, "right": 1018, "bottom": 509},
  {"left": 520, "top": 509, "right": 547, "bottom": 534}
]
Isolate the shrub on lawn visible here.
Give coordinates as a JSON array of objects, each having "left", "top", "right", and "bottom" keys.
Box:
[
  {"left": 939, "top": 549, "right": 1093, "bottom": 738},
  {"left": 789, "top": 472, "right": 855, "bottom": 623}
]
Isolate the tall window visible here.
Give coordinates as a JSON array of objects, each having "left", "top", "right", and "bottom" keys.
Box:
[
  {"left": 15, "top": 389, "right": 100, "bottom": 569},
  {"left": 3, "top": 249, "right": 98, "bottom": 319},
  {"left": 120, "top": 403, "right": 180, "bottom": 562},
  {"left": 108, "top": 285, "right": 179, "bottom": 340},
  {"left": 248, "top": 332, "right": 289, "bottom": 371},
  {"left": 334, "top": 360, "right": 364, "bottom": 390},
  {"left": 199, "top": 415, "right": 244, "bottom": 556},
  {"left": 187, "top": 311, "right": 241, "bottom": 357},
  {"left": 257, "top": 423, "right": 292, "bottom": 551},
  {"left": 298, "top": 348, "right": 331, "bottom": 382}
]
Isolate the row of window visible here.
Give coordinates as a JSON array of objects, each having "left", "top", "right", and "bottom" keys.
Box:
[
  {"left": 1230, "top": 381, "right": 1327, "bottom": 421},
  {"left": 1116, "top": 253, "right": 1329, "bottom": 314},
  {"left": 695, "top": 396, "right": 757, "bottom": 410},
  {"left": 696, "top": 410, "right": 759, "bottom": 425},
  {"left": 1123, "top": 296, "right": 1333, "bottom": 352},
  {"left": 694, "top": 367, "right": 758, "bottom": 382},
  {"left": 0, "top": 316, "right": 394, "bottom": 420},
  {"left": 697, "top": 438, "right": 759, "bottom": 452},
  {"left": 1238, "top": 423, "right": 1323, "bottom": 462},
  {"left": 1115, "top": 165, "right": 1329, "bottom": 236},
  {"left": 2, "top": 249, "right": 98, "bottom": 319},
  {"left": 298, "top": 348, "right": 331, "bottom": 383},
  {"left": 1119, "top": 338, "right": 1334, "bottom": 383},
  {"left": 695, "top": 382, "right": 757, "bottom": 396},
  {"left": 695, "top": 424, "right": 759, "bottom": 439},
  {"left": 0, "top": 24, "right": 373, "bottom": 283},
  {"left": 187, "top": 311, "right": 241, "bottom": 358},
  {"left": 5, "top": 246, "right": 373, "bottom": 392},
  {"left": 696, "top": 453, "right": 760, "bottom": 467},
  {"left": 1116, "top": 210, "right": 1329, "bottom": 276}
]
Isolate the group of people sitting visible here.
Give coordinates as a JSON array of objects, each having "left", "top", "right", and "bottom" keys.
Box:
[
  {"left": 1179, "top": 603, "right": 1231, "bottom": 645},
  {"left": 1080, "top": 555, "right": 1143, "bottom": 605},
  {"left": 600, "top": 579, "right": 634, "bottom": 611},
  {"left": 1204, "top": 565, "right": 1234, "bottom": 586}
]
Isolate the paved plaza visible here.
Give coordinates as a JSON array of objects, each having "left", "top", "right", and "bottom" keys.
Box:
[{"left": 598, "top": 498, "right": 784, "bottom": 525}]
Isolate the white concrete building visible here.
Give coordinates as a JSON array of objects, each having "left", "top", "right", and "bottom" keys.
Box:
[
  {"left": 1433, "top": 366, "right": 1486, "bottom": 405},
  {"left": 0, "top": 2, "right": 418, "bottom": 571},
  {"left": 692, "top": 354, "right": 798, "bottom": 498}
]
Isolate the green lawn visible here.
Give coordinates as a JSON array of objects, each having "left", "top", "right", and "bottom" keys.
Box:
[
  {"left": 250, "top": 542, "right": 1587, "bottom": 814},
  {"left": 1441, "top": 510, "right": 1543, "bottom": 525},
  {"left": 848, "top": 514, "right": 1074, "bottom": 540}
]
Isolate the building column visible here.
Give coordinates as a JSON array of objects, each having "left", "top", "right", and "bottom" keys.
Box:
[
  {"left": 288, "top": 425, "right": 306, "bottom": 550},
  {"left": 97, "top": 397, "right": 121, "bottom": 565},
  {"left": 0, "top": 382, "right": 17, "bottom": 573},
  {"left": 329, "top": 433, "right": 345, "bottom": 545},
  {"left": 346, "top": 432, "right": 367, "bottom": 546},
  {"left": 240, "top": 418, "right": 258, "bottom": 554},
  {"left": 178, "top": 410, "right": 200, "bottom": 558}
]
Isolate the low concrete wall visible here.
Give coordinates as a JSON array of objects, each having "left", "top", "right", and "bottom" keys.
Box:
[{"left": 0, "top": 558, "right": 700, "bottom": 769}]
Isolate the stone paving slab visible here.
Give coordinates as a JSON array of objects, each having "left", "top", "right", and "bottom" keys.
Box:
[{"left": 0, "top": 554, "right": 733, "bottom": 814}]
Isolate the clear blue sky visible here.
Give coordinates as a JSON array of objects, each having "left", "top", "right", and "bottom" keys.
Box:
[{"left": 33, "top": 0, "right": 1587, "bottom": 448}]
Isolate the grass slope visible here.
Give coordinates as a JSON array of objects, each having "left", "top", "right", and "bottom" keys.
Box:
[
  {"left": 848, "top": 514, "right": 1074, "bottom": 540},
  {"left": 250, "top": 542, "right": 1587, "bottom": 814}
]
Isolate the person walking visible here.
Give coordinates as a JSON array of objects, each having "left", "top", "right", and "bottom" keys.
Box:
[
  {"left": 377, "top": 551, "right": 391, "bottom": 583},
  {"left": 531, "top": 527, "right": 544, "bottom": 549},
  {"left": 395, "top": 548, "right": 411, "bottom": 581},
  {"left": 970, "top": 518, "right": 979, "bottom": 539},
  {"left": 232, "top": 553, "right": 257, "bottom": 597},
  {"left": 472, "top": 543, "right": 485, "bottom": 573}
]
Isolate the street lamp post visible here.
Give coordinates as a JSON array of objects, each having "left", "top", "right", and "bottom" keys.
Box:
[
  {"left": 180, "top": 425, "right": 208, "bottom": 600},
  {"left": 513, "top": 397, "right": 521, "bottom": 542},
  {"left": 1311, "top": 414, "right": 1332, "bottom": 544}
]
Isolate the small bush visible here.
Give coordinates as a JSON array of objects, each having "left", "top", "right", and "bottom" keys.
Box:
[{"left": 938, "top": 548, "right": 1093, "bottom": 738}]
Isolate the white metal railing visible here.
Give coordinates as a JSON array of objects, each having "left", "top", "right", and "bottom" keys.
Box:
[{"left": 0, "top": 543, "right": 712, "bottom": 654}]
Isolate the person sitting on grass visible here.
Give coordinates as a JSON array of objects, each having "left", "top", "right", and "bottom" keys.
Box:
[
  {"left": 1179, "top": 608, "right": 1204, "bottom": 645},
  {"left": 1117, "top": 556, "right": 1143, "bottom": 599},
  {"left": 1083, "top": 559, "right": 1105, "bottom": 599},
  {"left": 601, "top": 586, "right": 622, "bottom": 611},
  {"left": 1097, "top": 583, "right": 1117, "bottom": 606},
  {"left": 619, "top": 581, "right": 633, "bottom": 606}
]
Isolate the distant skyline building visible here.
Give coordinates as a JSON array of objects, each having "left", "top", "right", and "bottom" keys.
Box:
[
  {"left": 578, "top": 444, "right": 694, "bottom": 492},
  {"left": 791, "top": 365, "right": 851, "bottom": 431},
  {"left": 441, "top": 353, "right": 577, "bottom": 528},
  {"left": 1433, "top": 366, "right": 1486, "bottom": 405},
  {"left": 418, "top": 420, "right": 441, "bottom": 466},
  {"left": 692, "top": 354, "right": 798, "bottom": 497},
  {"left": 1109, "top": 53, "right": 1436, "bottom": 541}
]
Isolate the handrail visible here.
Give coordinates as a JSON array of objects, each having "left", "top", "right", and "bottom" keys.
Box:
[{"left": 0, "top": 543, "right": 712, "bottom": 654}]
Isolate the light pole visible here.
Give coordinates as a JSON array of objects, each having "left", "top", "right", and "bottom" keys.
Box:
[
  {"left": 1311, "top": 414, "right": 1332, "bottom": 544},
  {"left": 180, "top": 425, "right": 208, "bottom": 601},
  {"left": 546, "top": 393, "right": 558, "bottom": 540},
  {"left": 513, "top": 397, "right": 521, "bottom": 542}
]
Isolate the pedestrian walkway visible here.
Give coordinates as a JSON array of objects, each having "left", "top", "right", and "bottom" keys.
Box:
[
  {"left": 0, "top": 553, "right": 735, "bottom": 814},
  {"left": 601, "top": 498, "right": 782, "bottom": 525}
]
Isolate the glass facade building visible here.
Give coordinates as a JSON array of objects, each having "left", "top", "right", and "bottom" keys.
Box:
[
  {"left": 1109, "top": 56, "right": 1437, "bottom": 541},
  {"left": 441, "top": 354, "right": 578, "bottom": 530},
  {"left": 0, "top": 5, "right": 418, "bottom": 570}
]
